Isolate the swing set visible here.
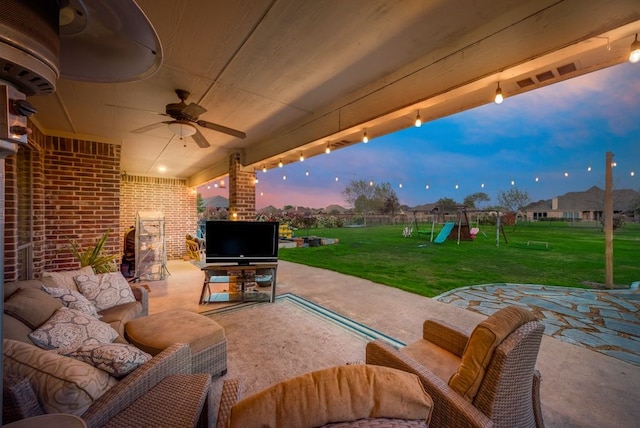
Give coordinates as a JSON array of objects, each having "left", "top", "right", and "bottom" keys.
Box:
[{"left": 410, "top": 208, "right": 508, "bottom": 246}]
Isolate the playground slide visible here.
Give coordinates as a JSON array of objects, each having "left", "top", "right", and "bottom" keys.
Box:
[{"left": 433, "top": 222, "right": 455, "bottom": 244}]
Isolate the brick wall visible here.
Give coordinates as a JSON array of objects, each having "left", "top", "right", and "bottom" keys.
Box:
[
  {"left": 120, "top": 175, "right": 198, "bottom": 260},
  {"left": 228, "top": 152, "right": 256, "bottom": 220},
  {"left": 43, "top": 137, "right": 121, "bottom": 271}
]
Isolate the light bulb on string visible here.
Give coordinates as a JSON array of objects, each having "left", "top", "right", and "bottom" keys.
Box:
[
  {"left": 262, "top": 164, "right": 267, "bottom": 173},
  {"left": 278, "top": 159, "right": 283, "bottom": 168},
  {"left": 325, "top": 145, "right": 331, "bottom": 154},
  {"left": 362, "top": 130, "right": 368, "bottom": 143},
  {"left": 455, "top": 182, "right": 459, "bottom": 190},
  {"left": 299, "top": 152, "right": 304, "bottom": 162},
  {"left": 494, "top": 82, "right": 503, "bottom": 104},
  {"left": 335, "top": 175, "right": 339, "bottom": 182},
  {"left": 535, "top": 176, "right": 539, "bottom": 182},
  {"left": 564, "top": 172, "right": 569, "bottom": 177},
  {"left": 282, "top": 175, "right": 286, "bottom": 180},
  {"left": 414, "top": 111, "right": 422, "bottom": 127},
  {"left": 425, "top": 184, "right": 430, "bottom": 190},
  {"left": 511, "top": 180, "right": 515, "bottom": 186},
  {"left": 399, "top": 183, "right": 403, "bottom": 189},
  {"left": 587, "top": 165, "right": 592, "bottom": 172},
  {"left": 481, "top": 183, "right": 485, "bottom": 188},
  {"left": 631, "top": 171, "right": 635, "bottom": 177},
  {"left": 369, "top": 180, "right": 374, "bottom": 186},
  {"left": 305, "top": 169, "right": 309, "bottom": 176}
]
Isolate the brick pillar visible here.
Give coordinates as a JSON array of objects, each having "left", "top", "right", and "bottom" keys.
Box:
[{"left": 228, "top": 152, "right": 256, "bottom": 220}]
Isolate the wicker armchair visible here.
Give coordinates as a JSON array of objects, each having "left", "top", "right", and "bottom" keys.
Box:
[
  {"left": 3, "top": 343, "right": 193, "bottom": 428},
  {"left": 366, "top": 306, "right": 545, "bottom": 428}
]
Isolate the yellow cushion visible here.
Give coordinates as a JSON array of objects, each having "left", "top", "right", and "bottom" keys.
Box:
[
  {"left": 228, "top": 365, "right": 433, "bottom": 428},
  {"left": 449, "top": 306, "right": 536, "bottom": 401}
]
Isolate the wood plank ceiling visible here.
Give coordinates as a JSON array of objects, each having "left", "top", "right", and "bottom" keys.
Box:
[{"left": 27, "top": 0, "right": 640, "bottom": 187}]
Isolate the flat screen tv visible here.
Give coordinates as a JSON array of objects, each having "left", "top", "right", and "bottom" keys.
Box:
[{"left": 205, "top": 220, "right": 279, "bottom": 265}]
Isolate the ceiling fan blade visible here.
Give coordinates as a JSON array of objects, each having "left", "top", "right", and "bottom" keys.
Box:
[
  {"left": 191, "top": 128, "right": 211, "bottom": 148},
  {"left": 196, "top": 120, "right": 246, "bottom": 139},
  {"left": 131, "top": 121, "right": 171, "bottom": 133},
  {"left": 182, "top": 102, "right": 207, "bottom": 119}
]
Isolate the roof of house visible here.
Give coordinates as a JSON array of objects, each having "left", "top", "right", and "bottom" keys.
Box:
[{"left": 525, "top": 186, "right": 639, "bottom": 212}]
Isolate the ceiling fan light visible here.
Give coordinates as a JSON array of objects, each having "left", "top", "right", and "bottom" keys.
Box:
[{"left": 168, "top": 121, "right": 197, "bottom": 137}]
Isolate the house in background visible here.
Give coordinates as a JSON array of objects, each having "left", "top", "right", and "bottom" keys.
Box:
[{"left": 524, "top": 186, "right": 639, "bottom": 222}]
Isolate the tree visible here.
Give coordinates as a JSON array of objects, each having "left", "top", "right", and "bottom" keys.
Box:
[
  {"left": 196, "top": 193, "right": 206, "bottom": 214},
  {"left": 342, "top": 180, "right": 399, "bottom": 225},
  {"left": 497, "top": 187, "right": 531, "bottom": 229},
  {"left": 463, "top": 192, "right": 490, "bottom": 209},
  {"left": 382, "top": 193, "right": 400, "bottom": 216},
  {"left": 436, "top": 197, "right": 459, "bottom": 213},
  {"left": 496, "top": 187, "right": 531, "bottom": 213}
]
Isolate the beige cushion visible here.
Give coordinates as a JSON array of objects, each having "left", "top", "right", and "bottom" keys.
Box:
[
  {"left": 3, "top": 313, "right": 35, "bottom": 344},
  {"left": 28, "top": 307, "right": 119, "bottom": 351},
  {"left": 98, "top": 301, "right": 143, "bottom": 338},
  {"left": 75, "top": 272, "right": 135, "bottom": 311},
  {"left": 125, "top": 309, "right": 225, "bottom": 355},
  {"left": 401, "top": 339, "right": 461, "bottom": 382},
  {"left": 3, "top": 339, "right": 117, "bottom": 415},
  {"left": 228, "top": 365, "right": 433, "bottom": 428},
  {"left": 42, "top": 266, "right": 95, "bottom": 292},
  {"left": 3, "top": 287, "right": 63, "bottom": 329},
  {"left": 61, "top": 342, "right": 151, "bottom": 378},
  {"left": 449, "top": 306, "right": 536, "bottom": 401}
]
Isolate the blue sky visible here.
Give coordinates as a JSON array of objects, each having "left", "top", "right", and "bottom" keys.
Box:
[{"left": 200, "top": 62, "right": 640, "bottom": 209}]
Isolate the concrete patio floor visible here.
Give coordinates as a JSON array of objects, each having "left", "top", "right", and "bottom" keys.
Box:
[{"left": 147, "top": 260, "right": 640, "bottom": 428}]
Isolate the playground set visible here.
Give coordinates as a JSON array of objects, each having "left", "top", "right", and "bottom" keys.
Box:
[{"left": 406, "top": 207, "right": 509, "bottom": 247}]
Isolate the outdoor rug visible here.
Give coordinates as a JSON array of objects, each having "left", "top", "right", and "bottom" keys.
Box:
[{"left": 203, "top": 293, "right": 403, "bottom": 407}]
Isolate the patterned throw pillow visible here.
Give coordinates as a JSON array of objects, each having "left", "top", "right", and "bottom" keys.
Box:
[
  {"left": 61, "top": 343, "right": 152, "bottom": 377},
  {"left": 74, "top": 272, "right": 136, "bottom": 311},
  {"left": 41, "top": 285, "right": 101, "bottom": 319},
  {"left": 28, "top": 307, "right": 119, "bottom": 351},
  {"left": 3, "top": 338, "right": 117, "bottom": 415},
  {"left": 41, "top": 266, "right": 95, "bottom": 292}
]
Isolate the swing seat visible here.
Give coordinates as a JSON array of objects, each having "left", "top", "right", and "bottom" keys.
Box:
[{"left": 470, "top": 227, "right": 479, "bottom": 239}]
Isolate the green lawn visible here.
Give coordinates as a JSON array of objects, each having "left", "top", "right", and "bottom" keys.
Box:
[{"left": 278, "top": 222, "right": 640, "bottom": 297}]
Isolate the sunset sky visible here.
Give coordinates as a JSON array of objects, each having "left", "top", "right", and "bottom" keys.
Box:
[{"left": 198, "top": 62, "right": 640, "bottom": 210}]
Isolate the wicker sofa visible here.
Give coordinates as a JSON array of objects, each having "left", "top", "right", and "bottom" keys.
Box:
[{"left": 2, "top": 269, "right": 204, "bottom": 427}]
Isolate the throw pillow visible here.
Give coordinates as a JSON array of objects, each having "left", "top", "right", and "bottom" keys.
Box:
[
  {"left": 74, "top": 272, "right": 135, "bottom": 311},
  {"left": 62, "top": 343, "right": 152, "bottom": 377},
  {"left": 28, "top": 307, "right": 119, "bottom": 351},
  {"left": 3, "top": 338, "right": 117, "bottom": 415},
  {"left": 41, "top": 285, "right": 101, "bottom": 319},
  {"left": 3, "top": 287, "right": 63, "bottom": 330},
  {"left": 41, "top": 266, "right": 95, "bottom": 292}
]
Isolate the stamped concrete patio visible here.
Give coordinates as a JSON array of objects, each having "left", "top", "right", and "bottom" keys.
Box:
[{"left": 148, "top": 260, "right": 640, "bottom": 428}]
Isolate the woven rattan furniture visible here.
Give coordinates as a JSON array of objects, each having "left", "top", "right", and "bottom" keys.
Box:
[
  {"left": 125, "top": 309, "right": 227, "bottom": 376},
  {"left": 3, "top": 343, "right": 193, "bottom": 427},
  {"left": 101, "top": 373, "right": 213, "bottom": 428},
  {"left": 216, "top": 365, "right": 433, "bottom": 428},
  {"left": 366, "top": 306, "right": 545, "bottom": 428}
]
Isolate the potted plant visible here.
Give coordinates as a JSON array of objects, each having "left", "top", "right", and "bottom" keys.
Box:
[{"left": 68, "top": 229, "right": 119, "bottom": 273}]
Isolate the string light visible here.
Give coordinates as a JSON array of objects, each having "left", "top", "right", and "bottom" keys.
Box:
[
  {"left": 414, "top": 111, "right": 422, "bottom": 127},
  {"left": 564, "top": 172, "right": 569, "bottom": 177},
  {"left": 425, "top": 184, "right": 430, "bottom": 190},
  {"left": 362, "top": 130, "right": 368, "bottom": 143},
  {"left": 282, "top": 175, "right": 286, "bottom": 180},
  {"left": 535, "top": 176, "right": 539, "bottom": 182},
  {"left": 399, "top": 183, "right": 403, "bottom": 188},
  {"left": 335, "top": 176, "right": 339, "bottom": 181},
  {"left": 494, "top": 82, "right": 504, "bottom": 104},
  {"left": 299, "top": 152, "right": 304, "bottom": 162},
  {"left": 262, "top": 164, "right": 267, "bottom": 173},
  {"left": 254, "top": 178, "right": 259, "bottom": 184},
  {"left": 587, "top": 165, "right": 592, "bottom": 172},
  {"left": 305, "top": 169, "right": 309, "bottom": 176},
  {"left": 629, "top": 34, "right": 640, "bottom": 63},
  {"left": 631, "top": 171, "right": 635, "bottom": 177},
  {"left": 455, "top": 182, "right": 459, "bottom": 189},
  {"left": 481, "top": 183, "right": 485, "bottom": 188},
  {"left": 511, "top": 179, "right": 515, "bottom": 186},
  {"left": 325, "top": 144, "right": 331, "bottom": 154},
  {"left": 369, "top": 180, "right": 374, "bottom": 186},
  {"left": 278, "top": 159, "right": 283, "bottom": 168}
]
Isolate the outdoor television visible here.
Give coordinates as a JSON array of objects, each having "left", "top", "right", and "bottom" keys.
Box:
[{"left": 205, "top": 220, "right": 279, "bottom": 265}]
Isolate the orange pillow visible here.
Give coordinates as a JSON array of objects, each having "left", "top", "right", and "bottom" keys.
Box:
[{"left": 449, "top": 306, "right": 536, "bottom": 401}]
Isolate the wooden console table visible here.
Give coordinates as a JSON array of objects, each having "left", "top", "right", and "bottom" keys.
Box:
[{"left": 199, "top": 263, "right": 277, "bottom": 304}]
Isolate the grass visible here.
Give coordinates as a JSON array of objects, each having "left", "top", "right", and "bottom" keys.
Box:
[{"left": 278, "top": 221, "right": 640, "bottom": 298}]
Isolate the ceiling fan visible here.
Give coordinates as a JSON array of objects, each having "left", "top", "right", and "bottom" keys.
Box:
[{"left": 130, "top": 89, "right": 246, "bottom": 148}]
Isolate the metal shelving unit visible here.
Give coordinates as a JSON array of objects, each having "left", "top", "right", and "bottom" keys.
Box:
[{"left": 135, "top": 211, "right": 168, "bottom": 281}]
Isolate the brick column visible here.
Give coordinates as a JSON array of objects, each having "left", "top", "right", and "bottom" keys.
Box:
[{"left": 228, "top": 152, "right": 256, "bottom": 220}]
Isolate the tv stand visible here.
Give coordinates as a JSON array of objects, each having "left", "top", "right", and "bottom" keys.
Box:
[{"left": 199, "top": 263, "right": 277, "bottom": 304}]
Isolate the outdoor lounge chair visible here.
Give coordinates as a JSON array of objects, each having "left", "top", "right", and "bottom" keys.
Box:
[{"left": 366, "top": 305, "right": 545, "bottom": 428}]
